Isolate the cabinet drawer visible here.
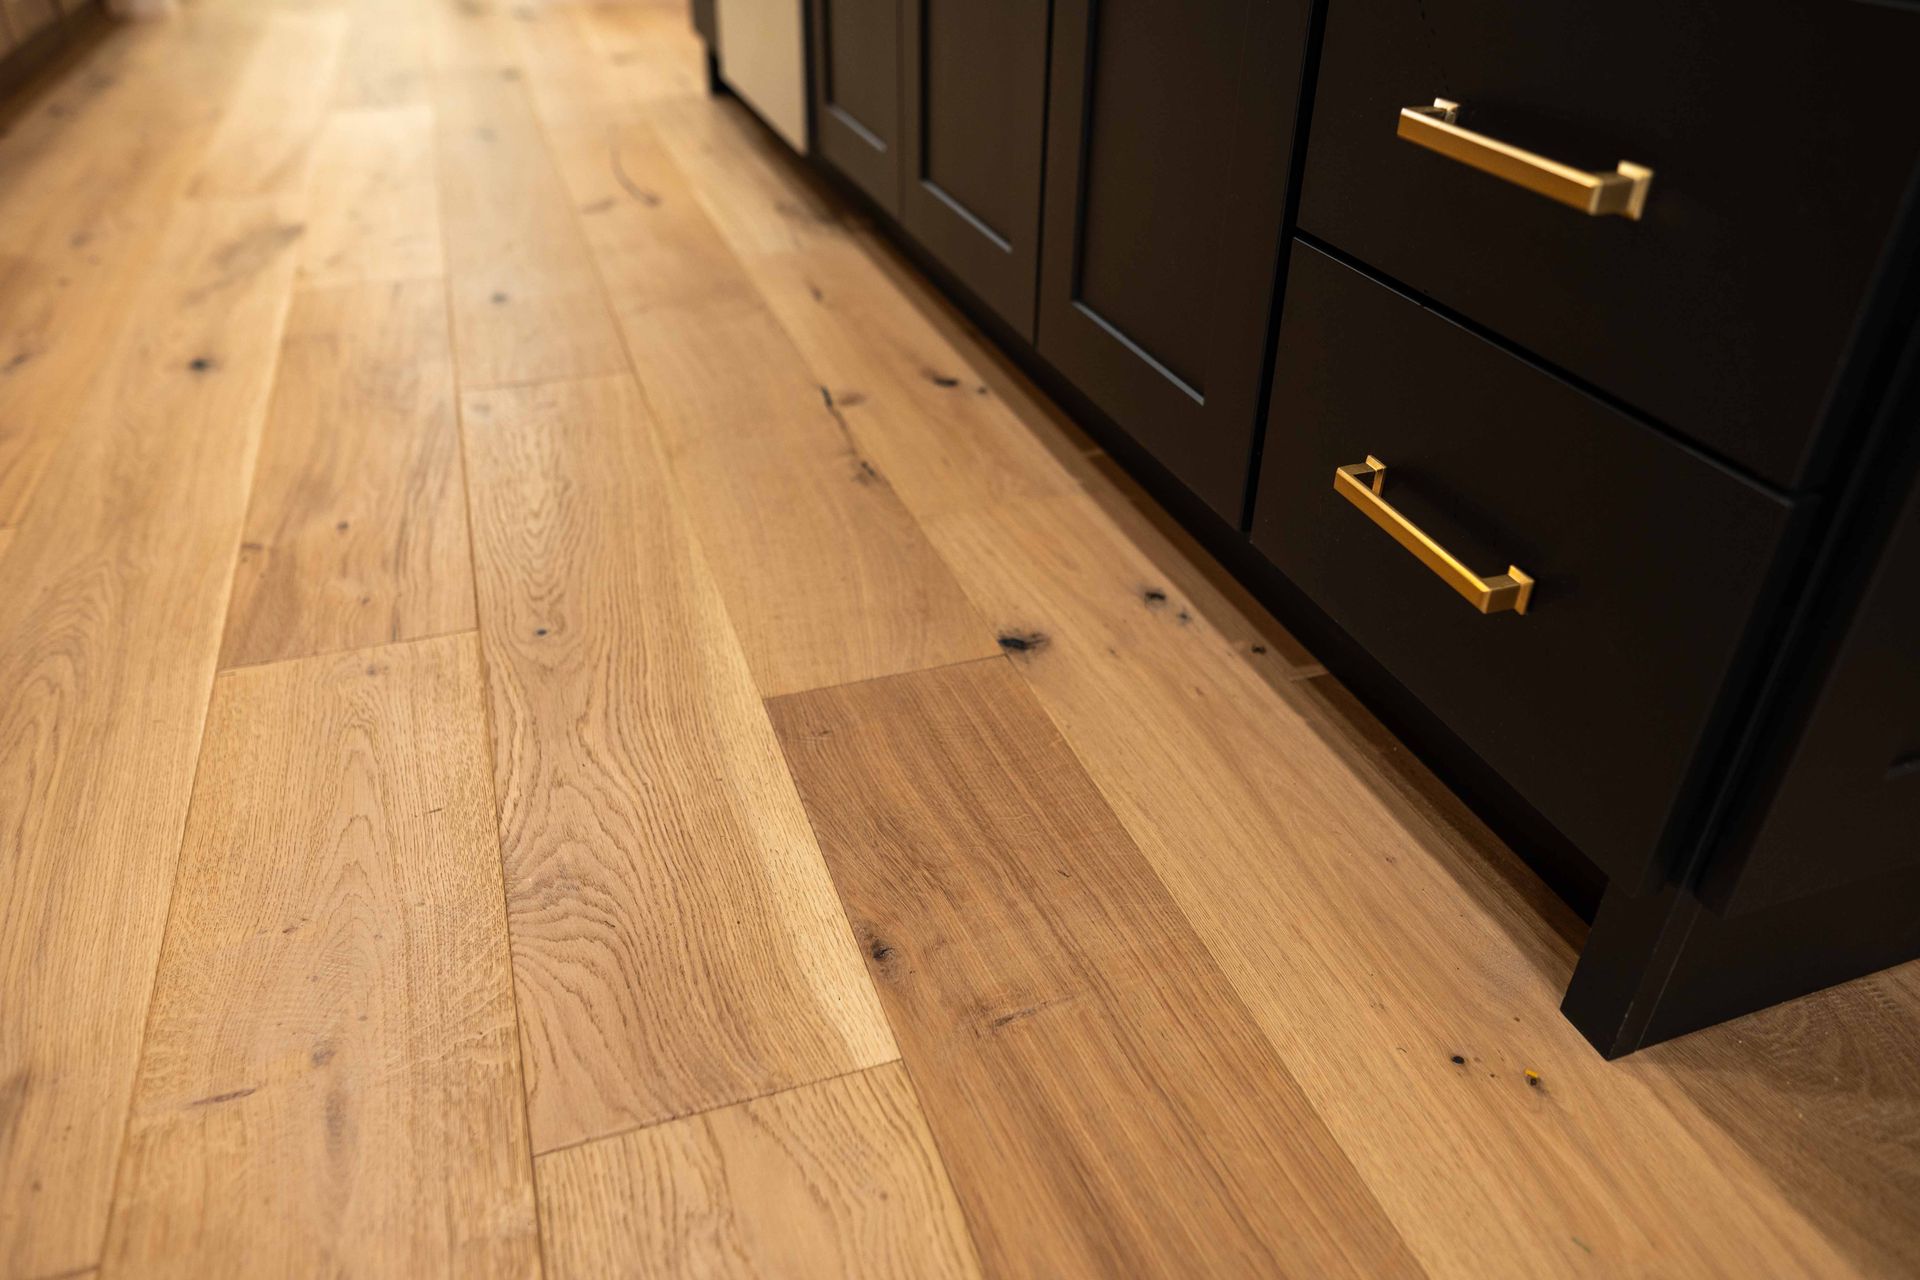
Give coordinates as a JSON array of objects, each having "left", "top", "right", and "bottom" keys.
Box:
[
  {"left": 1252, "top": 245, "right": 1799, "bottom": 887},
  {"left": 1298, "top": 0, "right": 1920, "bottom": 490}
]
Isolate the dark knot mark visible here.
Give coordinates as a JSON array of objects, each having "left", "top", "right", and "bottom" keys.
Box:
[
  {"left": 3, "top": 351, "right": 33, "bottom": 373},
  {"left": 609, "top": 147, "right": 661, "bottom": 207},
  {"left": 854, "top": 458, "right": 881, "bottom": 485},
  {"left": 335, "top": 520, "right": 350, "bottom": 532},
  {"left": 188, "top": 356, "right": 217, "bottom": 374},
  {"left": 860, "top": 926, "right": 905, "bottom": 981},
  {"left": 1176, "top": 609, "right": 1191, "bottom": 625},
  {"left": 923, "top": 369, "right": 961, "bottom": 388},
  {"left": 491, "top": 291, "right": 510, "bottom": 305},
  {"left": 1142, "top": 587, "right": 1168, "bottom": 608},
  {"left": 1450, "top": 1054, "right": 1466, "bottom": 1065},
  {"left": 189, "top": 1086, "right": 258, "bottom": 1108},
  {"left": 310, "top": 1042, "right": 337, "bottom": 1067},
  {"left": 997, "top": 631, "right": 1049, "bottom": 655},
  {"left": 534, "top": 627, "right": 549, "bottom": 636},
  {"left": 1251, "top": 644, "right": 1268, "bottom": 655}
]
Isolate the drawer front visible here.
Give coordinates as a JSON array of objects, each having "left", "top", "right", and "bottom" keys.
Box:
[
  {"left": 1252, "top": 244, "right": 1798, "bottom": 887},
  {"left": 1298, "top": 0, "right": 1920, "bottom": 490}
]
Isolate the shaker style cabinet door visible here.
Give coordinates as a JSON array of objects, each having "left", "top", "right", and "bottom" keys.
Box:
[
  {"left": 1036, "top": 0, "right": 1309, "bottom": 520},
  {"left": 811, "top": 0, "right": 902, "bottom": 214},
  {"left": 898, "top": 0, "right": 1051, "bottom": 338}
]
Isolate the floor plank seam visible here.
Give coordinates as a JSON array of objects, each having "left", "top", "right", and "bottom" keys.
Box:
[
  {"left": 90, "top": 185, "right": 309, "bottom": 1276},
  {"left": 212, "top": 625, "right": 483, "bottom": 677},
  {"left": 528, "top": 1055, "right": 911, "bottom": 1165},
  {"left": 427, "top": 69, "right": 554, "bottom": 1280}
]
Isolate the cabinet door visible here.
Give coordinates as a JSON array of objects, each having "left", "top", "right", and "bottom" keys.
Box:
[
  {"left": 899, "top": 0, "right": 1050, "bottom": 338},
  {"left": 811, "top": 0, "right": 901, "bottom": 213},
  {"left": 1037, "top": 0, "right": 1309, "bottom": 520}
]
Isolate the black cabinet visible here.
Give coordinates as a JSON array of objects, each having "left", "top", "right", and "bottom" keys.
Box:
[
  {"left": 1707, "top": 466, "right": 1920, "bottom": 915},
  {"left": 1036, "top": 0, "right": 1309, "bottom": 521},
  {"left": 811, "top": 0, "right": 900, "bottom": 214},
  {"left": 1252, "top": 244, "right": 1799, "bottom": 892},
  {"left": 770, "top": 0, "right": 1920, "bottom": 1053},
  {"left": 898, "top": 0, "right": 1051, "bottom": 337},
  {"left": 1298, "top": 0, "right": 1920, "bottom": 490}
]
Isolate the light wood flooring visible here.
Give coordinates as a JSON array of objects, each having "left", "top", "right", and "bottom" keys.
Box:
[{"left": 0, "top": 1, "right": 1916, "bottom": 1276}]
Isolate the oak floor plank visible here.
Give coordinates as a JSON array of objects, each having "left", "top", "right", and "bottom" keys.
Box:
[
  {"left": 921, "top": 493, "right": 1858, "bottom": 1278},
  {"left": 1633, "top": 960, "right": 1920, "bottom": 1279},
  {"left": 299, "top": 104, "right": 444, "bottom": 289},
  {"left": 0, "top": 14, "right": 260, "bottom": 525},
  {"left": 0, "top": 195, "right": 305, "bottom": 1280},
  {"left": 102, "top": 634, "right": 540, "bottom": 1280},
  {"left": 331, "top": 0, "right": 430, "bottom": 109},
  {"left": 545, "top": 121, "right": 1001, "bottom": 697},
  {"left": 640, "top": 103, "right": 1083, "bottom": 521},
  {"left": 431, "top": 67, "right": 628, "bottom": 390},
  {"left": 767, "top": 657, "right": 1421, "bottom": 1279},
  {"left": 460, "top": 373, "right": 896, "bottom": 1154},
  {"left": 569, "top": 2, "right": 706, "bottom": 108},
  {"left": 220, "top": 278, "right": 474, "bottom": 670},
  {"left": 537, "top": 1062, "right": 980, "bottom": 1280},
  {"left": 188, "top": 11, "right": 349, "bottom": 200}
]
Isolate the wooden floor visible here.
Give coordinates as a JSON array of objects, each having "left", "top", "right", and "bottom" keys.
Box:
[{"left": 1, "top": 2, "right": 1916, "bottom": 1276}]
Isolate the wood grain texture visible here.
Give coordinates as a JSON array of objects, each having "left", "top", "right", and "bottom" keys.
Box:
[
  {"left": 922, "top": 494, "right": 1858, "bottom": 1277},
  {"left": 0, "top": 195, "right": 304, "bottom": 1280},
  {"left": 537, "top": 1062, "right": 980, "bottom": 1280},
  {"left": 545, "top": 121, "right": 1000, "bottom": 697},
  {"left": 431, "top": 67, "right": 627, "bottom": 390},
  {"left": 103, "top": 634, "right": 539, "bottom": 1280},
  {"left": 0, "top": 14, "right": 258, "bottom": 525},
  {"left": 299, "top": 104, "right": 444, "bottom": 288},
  {"left": 1634, "top": 960, "right": 1920, "bottom": 1279},
  {"left": 189, "top": 11, "right": 348, "bottom": 199},
  {"left": 767, "top": 658, "right": 1421, "bottom": 1279},
  {"left": 648, "top": 99, "right": 1082, "bottom": 521},
  {"left": 460, "top": 373, "right": 896, "bottom": 1154},
  {"left": 221, "top": 278, "right": 474, "bottom": 670}
]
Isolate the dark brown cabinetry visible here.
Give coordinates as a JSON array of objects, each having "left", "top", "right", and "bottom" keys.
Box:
[
  {"left": 1, "top": 0, "right": 99, "bottom": 96},
  {"left": 1708, "top": 461, "right": 1920, "bottom": 915},
  {"left": 899, "top": 0, "right": 1051, "bottom": 337},
  {"left": 810, "top": 0, "right": 900, "bottom": 214},
  {"left": 759, "top": 0, "right": 1920, "bottom": 1054},
  {"left": 1252, "top": 244, "right": 1798, "bottom": 891},
  {"left": 1298, "top": 0, "right": 1920, "bottom": 490},
  {"left": 1037, "top": 0, "right": 1308, "bottom": 520},
  {"left": 805, "top": 0, "right": 1051, "bottom": 337}
]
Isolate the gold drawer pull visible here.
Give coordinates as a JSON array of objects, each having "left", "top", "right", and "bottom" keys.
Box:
[
  {"left": 1334, "top": 456, "right": 1534, "bottom": 615},
  {"left": 1397, "top": 99, "right": 1652, "bottom": 220}
]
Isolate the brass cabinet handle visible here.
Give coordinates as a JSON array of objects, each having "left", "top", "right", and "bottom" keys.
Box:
[
  {"left": 1397, "top": 99, "right": 1653, "bottom": 220},
  {"left": 1333, "top": 456, "right": 1534, "bottom": 615}
]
